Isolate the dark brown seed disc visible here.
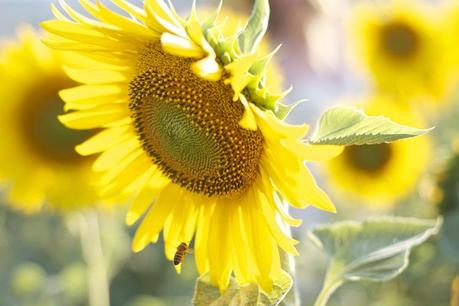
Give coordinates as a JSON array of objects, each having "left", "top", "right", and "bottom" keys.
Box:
[
  {"left": 381, "top": 21, "right": 420, "bottom": 59},
  {"left": 19, "top": 76, "right": 92, "bottom": 164},
  {"left": 129, "top": 42, "right": 264, "bottom": 198},
  {"left": 344, "top": 143, "right": 392, "bottom": 173}
]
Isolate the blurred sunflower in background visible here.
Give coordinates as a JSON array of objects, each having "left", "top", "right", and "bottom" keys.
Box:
[
  {"left": 42, "top": 0, "right": 342, "bottom": 292},
  {"left": 0, "top": 26, "right": 99, "bottom": 214},
  {"left": 350, "top": 0, "right": 454, "bottom": 106},
  {"left": 325, "top": 98, "right": 431, "bottom": 207},
  {"left": 442, "top": 1, "right": 459, "bottom": 71}
]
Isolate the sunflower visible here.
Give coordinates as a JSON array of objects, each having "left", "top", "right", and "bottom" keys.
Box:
[
  {"left": 42, "top": 0, "right": 342, "bottom": 291},
  {"left": 325, "top": 97, "right": 431, "bottom": 207},
  {"left": 350, "top": 0, "right": 453, "bottom": 104},
  {"left": 442, "top": 1, "right": 459, "bottom": 71},
  {"left": 0, "top": 26, "right": 99, "bottom": 214}
]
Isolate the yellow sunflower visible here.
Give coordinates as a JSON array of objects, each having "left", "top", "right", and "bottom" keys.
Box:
[
  {"left": 325, "top": 97, "right": 431, "bottom": 207},
  {"left": 42, "top": 0, "right": 342, "bottom": 291},
  {"left": 442, "top": 1, "right": 459, "bottom": 70},
  {"left": 0, "top": 26, "right": 99, "bottom": 214},
  {"left": 350, "top": 0, "right": 453, "bottom": 104}
]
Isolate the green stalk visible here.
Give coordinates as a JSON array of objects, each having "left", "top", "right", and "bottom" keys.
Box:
[
  {"left": 78, "top": 211, "right": 110, "bottom": 306},
  {"left": 279, "top": 248, "right": 300, "bottom": 306},
  {"left": 280, "top": 202, "right": 300, "bottom": 306},
  {"left": 313, "top": 261, "right": 343, "bottom": 306}
]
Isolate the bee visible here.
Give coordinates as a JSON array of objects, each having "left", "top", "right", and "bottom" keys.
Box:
[{"left": 173, "top": 242, "right": 191, "bottom": 266}]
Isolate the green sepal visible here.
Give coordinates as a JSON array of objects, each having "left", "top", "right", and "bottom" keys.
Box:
[
  {"left": 274, "top": 100, "right": 307, "bottom": 120},
  {"left": 238, "top": 0, "right": 270, "bottom": 54},
  {"left": 249, "top": 45, "right": 281, "bottom": 76},
  {"left": 201, "top": 0, "right": 223, "bottom": 32}
]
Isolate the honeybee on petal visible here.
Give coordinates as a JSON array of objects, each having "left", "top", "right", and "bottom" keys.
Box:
[{"left": 174, "top": 242, "right": 192, "bottom": 267}]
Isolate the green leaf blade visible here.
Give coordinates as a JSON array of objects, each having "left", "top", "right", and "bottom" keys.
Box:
[
  {"left": 238, "top": 0, "right": 270, "bottom": 54},
  {"left": 309, "top": 217, "right": 442, "bottom": 283},
  {"left": 310, "top": 106, "right": 432, "bottom": 146}
]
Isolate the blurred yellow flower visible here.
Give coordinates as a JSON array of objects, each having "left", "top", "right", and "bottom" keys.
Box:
[
  {"left": 442, "top": 1, "right": 459, "bottom": 70},
  {"left": 325, "top": 98, "right": 431, "bottom": 207},
  {"left": 0, "top": 26, "right": 99, "bottom": 214},
  {"left": 350, "top": 0, "right": 454, "bottom": 104},
  {"left": 42, "top": 0, "right": 340, "bottom": 291}
]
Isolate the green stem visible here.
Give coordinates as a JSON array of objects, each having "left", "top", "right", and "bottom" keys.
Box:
[
  {"left": 78, "top": 211, "right": 110, "bottom": 306},
  {"left": 279, "top": 248, "right": 300, "bottom": 306},
  {"left": 279, "top": 203, "right": 300, "bottom": 306},
  {"left": 314, "top": 263, "right": 343, "bottom": 306}
]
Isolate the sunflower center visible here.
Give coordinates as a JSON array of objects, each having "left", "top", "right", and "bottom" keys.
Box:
[
  {"left": 129, "top": 43, "right": 264, "bottom": 198},
  {"left": 19, "top": 78, "right": 92, "bottom": 164},
  {"left": 344, "top": 143, "right": 392, "bottom": 173},
  {"left": 381, "top": 22, "right": 419, "bottom": 59}
]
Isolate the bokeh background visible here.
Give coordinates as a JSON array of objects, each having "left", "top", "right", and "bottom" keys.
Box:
[{"left": 0, "top": 0, "right": 458, "bottom": 305}]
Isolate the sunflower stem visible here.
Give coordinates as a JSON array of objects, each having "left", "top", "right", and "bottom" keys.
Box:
[
  {"left": 279, "top": 201, "right": 301, "bottom": 306},
  {"left": 313, "top": 261, "right": 343, "bottom": 306},
  {"left": 279, "top": 248, "right": 300, "bottom": 306},
  {"left": 78, "top": 211, "right": 110, "bottom": 306}
]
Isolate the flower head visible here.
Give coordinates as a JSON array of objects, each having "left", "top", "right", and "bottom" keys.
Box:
[
  {"left": 325, "top": 97, "right": 431, "bottom": 207},
  {"left": 0, "top": 26, "right": 99, "bottom": 214},
  {"left": 42, "top": 0, "right": 340, "bottom": 291},
  {"left": 350, "top": 0, "right": 454, "bottom": 104}
]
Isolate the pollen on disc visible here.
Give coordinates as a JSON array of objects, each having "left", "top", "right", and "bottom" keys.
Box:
[{"left": 129, "top": 42, "right": 264, "bottom": 198}]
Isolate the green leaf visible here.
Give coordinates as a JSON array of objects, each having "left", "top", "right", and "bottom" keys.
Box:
[
  {"left": 309, "top": 217, "right": 442, "bottom": 282},
  {"left": 258, "top": 271, "right": 293, "bottom": 306},
  {"left": 238, "top": 0, "right": 270, "bottom": 54},
  {"left": 309, "top": 217, "right": 442, "bottom": 306},
  {"left": 192, "top": 271, "right": 293, "bottom": 306},
  {"left": 310, "top": 106, "right": 432, "bottom": 145}
]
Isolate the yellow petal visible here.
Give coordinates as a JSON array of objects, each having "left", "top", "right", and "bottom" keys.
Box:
[
  {"left": 122, "top": 166, "right": 165, "bottom": 195},
  {"left": 110, "top": 0, "right": 146, "bottom": 22},
  {"left": 208, "top": 202, "right": 233, "bottom": 292},
  {"left": 288, "top": 143, "right": 344, "bottom": 162},
  {"left": 75, "top": 126, "right": 131, "bottom": 156},
  {"left": 251, "top": 105, "right": 308, "bottom": 140},
  {"left": 64, "top": 66, "right": 131, "bottom": 84},
  {"left": 41, "top": 20, "right": 134, "bottom": 50},
  {"left": 93, "top": 137, "right": 140, "bottom": 171},
  {"left": 258, "top": 174, "right": 302, "bottom": 227},
  {"left": 248, "top": 195, "right": 273, "bottom": 282},
  {"left": 59, "top": 84, "right": 127, "bottom": 107},
  {"left": 126, "top": 180, "right": 161, "bottom": 226},
  {"left": 98, "top": 149, "right": 144, "bottom": 186},
  {"left": 132, "top": 184, "right": 179, "bottom": 252},
  {"left": 58, "top": 103, "right": 130, "bottom": 130},
  {"left": 92, "top": 0, "right": 156, "bottom": 39},
  {"left": 161, "top": 32, "right": 205, "bottom": 58},
  {"left": 191, "top": 56, "right": 222, "bottom": 81},
  {"left": 145, "top": 0, "right": 187, "bottom": 38},
  {"left": 195, "top": 201, "right": 214, "bottom": 275},
  {"left": 163, "top": 190, "right": 188, "bottom": 260},
  {"left": 257, "top": 192, "right": 299, "bottom": 255},
  {"left": 238, "top": 95, "right": 257, "bottom": 131}
]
